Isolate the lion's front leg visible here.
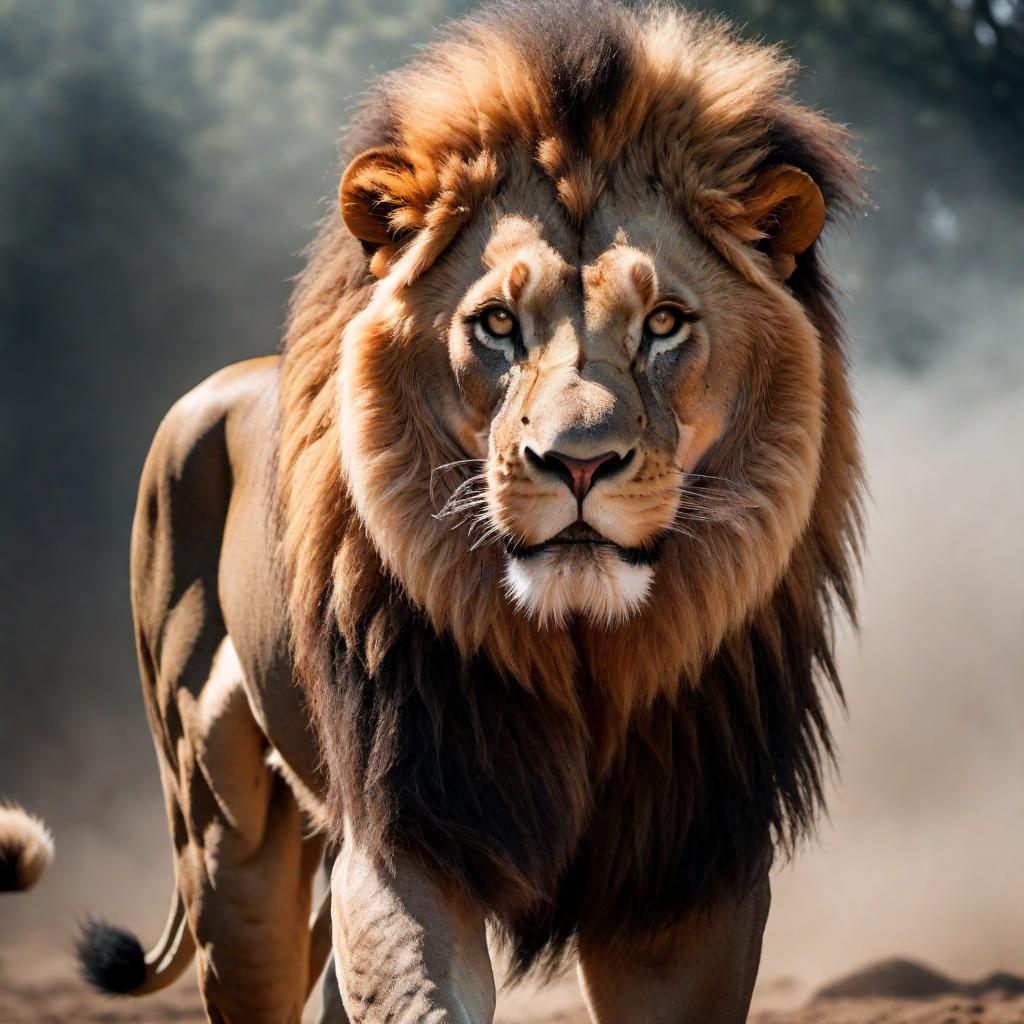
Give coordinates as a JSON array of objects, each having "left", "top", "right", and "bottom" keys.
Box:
[
  {"left": 329, "top": 832, "right": 495, "bottom": 1024},
  {"left": 577, "top": 875, "right": 770, "bottom": 1024}
]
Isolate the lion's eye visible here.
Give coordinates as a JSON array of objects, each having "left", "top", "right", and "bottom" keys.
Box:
[
  {"left": 645, "top": 306, "right": 687, "bottom": 337},
  {"left": 473, "top": 306, "right": 519, "bottom": 360},
  {"left": 643, "top": 304, "right": 693, "bottom": 361},
  {"left": 483, "top": 307, "right": 516, "bottom": 337}
]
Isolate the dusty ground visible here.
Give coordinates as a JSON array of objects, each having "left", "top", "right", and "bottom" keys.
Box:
[
  {"left": 1, "top": 958, "right": 1023, "bottom": 1023},
  {"left": 2, "top": 985, "right": 1024, "bottom": 1023}
]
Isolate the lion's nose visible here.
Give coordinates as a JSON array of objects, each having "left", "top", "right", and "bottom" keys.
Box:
[{"left": 525, "top": 448, "right": 635, "bottom": 503}]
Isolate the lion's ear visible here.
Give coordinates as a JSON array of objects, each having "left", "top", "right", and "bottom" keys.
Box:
[
  {"left": 741, "top": 165, "right": 826, "bottom": 279},
  {"left": 339, "top": 146, "right": 424, "bottom": 249}
]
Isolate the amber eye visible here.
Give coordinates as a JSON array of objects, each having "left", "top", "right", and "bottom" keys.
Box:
[
  {"left": 472, "top": 305, "right": 519, "bottom": 360},
  {"left": 645, "top": 306, "right": 683, "bottom": 337},
  {"left": 482, "top": 307, "right": 516, "bottom": 338},
  {"left": 642, "top": 303, "right": 694, "bottom": 362}
]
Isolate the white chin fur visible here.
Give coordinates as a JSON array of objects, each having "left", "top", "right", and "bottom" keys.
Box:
[{"left": 504, "top": 547, "right": 654, "bottom": 628}]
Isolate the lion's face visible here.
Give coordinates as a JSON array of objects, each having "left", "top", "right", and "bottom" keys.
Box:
[
  {"left": 443, "top": 199, "right": 751, "bottom": 625},
  {"left": 337, "top": 162, "right": 827, "bottom": 629}
]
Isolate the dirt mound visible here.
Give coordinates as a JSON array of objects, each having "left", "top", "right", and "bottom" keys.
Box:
[{"left": 814, "top": 958, "right": 1024, "bottom": 1001}]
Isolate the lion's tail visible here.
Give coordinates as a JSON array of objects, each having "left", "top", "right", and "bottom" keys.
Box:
[
  {"left": 77, "top": 886, "right": 196, "bottom": 996},
  {"left": 77, "top": 877, "right": 334, "bottom": 999},
  {"left": 0, "top": 803, "right": 54, "bottom": 891}
]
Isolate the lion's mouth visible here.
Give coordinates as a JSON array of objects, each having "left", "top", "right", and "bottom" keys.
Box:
[{"left": 506, "top": 522, "right": 661, "bottom": 566}]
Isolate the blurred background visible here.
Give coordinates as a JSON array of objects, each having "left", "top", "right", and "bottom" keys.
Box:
[{"left": 1, "top": 0, "right": 1021, "bottom": 1015}]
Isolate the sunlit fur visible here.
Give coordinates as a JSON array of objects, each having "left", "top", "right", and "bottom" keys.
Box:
[
  {"left": 278, "top": 0, "right": 864, "bottom": 969},
  {"left": 0, "top": 803, "right": 53, "bottom": 891}
]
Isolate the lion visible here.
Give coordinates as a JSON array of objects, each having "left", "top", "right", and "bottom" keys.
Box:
[
  {"left": 0, "top": 803, "right": 53, "bottom": 892},
  {"left": 76, "top": 2, "right": 864, "bottom": 1022}
]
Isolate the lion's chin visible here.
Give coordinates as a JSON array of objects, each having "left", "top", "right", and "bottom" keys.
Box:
[{"left": 504, "top": 545, "right": 654, "bottom": 628}]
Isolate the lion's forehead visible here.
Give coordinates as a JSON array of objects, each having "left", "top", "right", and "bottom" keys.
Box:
[{"left": 476, "top": 210, "right": 700, "bottom": 359}]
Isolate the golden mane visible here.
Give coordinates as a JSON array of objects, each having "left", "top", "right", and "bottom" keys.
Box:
[{"left": 277, "top": 0, "right": 864, "bottom": 971}]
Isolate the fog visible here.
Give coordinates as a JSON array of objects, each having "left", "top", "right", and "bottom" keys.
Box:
[
  {"left": 763, "top": 366, "right": 1024, "bottom": 994},
  {"left": 1, "top": 0, "right": 1021, "bottom": 998}
]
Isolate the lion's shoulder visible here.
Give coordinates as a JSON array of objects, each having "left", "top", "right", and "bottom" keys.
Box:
[
  {"left": 149, "top": 356, "right": 279, "bottom": 467},
  {"left": 137, "top": 357, "right": 280, "bottom": 515},
  {"left": 133, "top": 356, "right": 282, "bottom": 633}
]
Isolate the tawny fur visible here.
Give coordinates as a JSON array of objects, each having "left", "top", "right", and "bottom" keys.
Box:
[{"left": 0, "top": 803, "right": 53, "bottom": 891}]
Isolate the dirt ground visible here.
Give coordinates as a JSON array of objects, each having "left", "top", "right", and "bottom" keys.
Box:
[
  {"left": 1, "top": 957, "right": 1022, "bottom": 1024},
  {"left": 2, "top": 986, "right": 1023, "bottom": 1024}
]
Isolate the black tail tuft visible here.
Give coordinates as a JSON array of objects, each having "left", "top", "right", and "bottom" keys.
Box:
[
  {"left": 76, "top": 919, "right": 148, "bottom": 994},
  {"left": 0, "top": 842, "right": 20, "bottom": 891}
]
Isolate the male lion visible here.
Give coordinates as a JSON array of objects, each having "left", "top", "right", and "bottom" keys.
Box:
[{"left": 78, "top": 2, "right": 864, "bottom": 1022}]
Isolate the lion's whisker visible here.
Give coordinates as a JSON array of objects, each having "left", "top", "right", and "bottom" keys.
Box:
[
  {"left": 430, "top": 458, "right": 485, "bottom": 480},
  {"left": 468, "top": 520, "right": 506, "bottom": 551},
  {"left": 434, "top": 494, "right": 488, "bottom": 517},
  {"left": 663, "top": 523, "right": 703, "bottom": 544},
  {"left": 429, "top": 465, "right": 487, "bottom": 511},
  {"left": 433, "top": 475, "right": 489, "bottom": 517},
  {"left": 674, "top": 467, "right": 744, "bottom": 487}
]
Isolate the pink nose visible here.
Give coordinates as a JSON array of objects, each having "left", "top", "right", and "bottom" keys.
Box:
[{"left": 529, "top": 449, "right": 632, "bottom": 502}]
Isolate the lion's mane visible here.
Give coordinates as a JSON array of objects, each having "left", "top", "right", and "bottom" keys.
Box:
[{"left": 277, "top": 0, "right": 863, "bottom": 973}]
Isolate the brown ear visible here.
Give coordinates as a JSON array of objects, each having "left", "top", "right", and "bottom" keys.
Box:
[
  {"left": 743, "top": 165, "right": 826, "bottom": 279},
  {"left": 339, "top": 146, "right": 422, "bottom": 247}
]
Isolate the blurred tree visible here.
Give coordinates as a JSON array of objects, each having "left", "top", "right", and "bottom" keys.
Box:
[
  {"left": 718, "top": 0, "right": 1023, "bottom": 142},
  {"left": 711, "top": 0, "right": 1023, "bottom": 371},
  {"left": 0, "top": 0, "right": 202, "bottom": 783}
]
